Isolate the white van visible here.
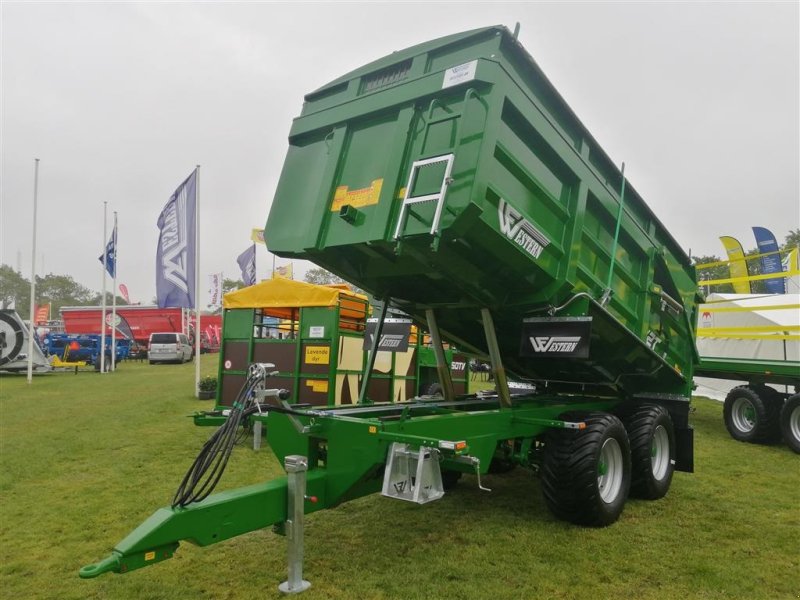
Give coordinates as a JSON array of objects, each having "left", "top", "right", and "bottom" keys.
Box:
[{"left": 148, "top": 332, "right": 193, "bottom": 364}]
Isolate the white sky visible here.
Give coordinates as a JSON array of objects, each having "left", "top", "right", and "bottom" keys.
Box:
[{"left": 2, "top": 2, "right": 798, "bottom": 305}]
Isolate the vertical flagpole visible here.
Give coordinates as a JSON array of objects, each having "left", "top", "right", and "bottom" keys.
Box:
[
  {"left": 272, "top": 253, "right": 276, "bottom": 279},
  {"left": 26, "top": 158, "right": 40, "bottom": 384},
  {"left": 111, "top": 211, "right": 118, "bottom": 372},
  {"left": 195, "top": 165, "right": 201, "bottom": 398},
  {"left": 100, "top": 201, "right": 108, "bottom": 374}
]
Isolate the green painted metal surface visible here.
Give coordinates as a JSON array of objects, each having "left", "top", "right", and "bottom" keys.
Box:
[
  {"left": 82, "top": 393, "right": 618, "bottom": 578},
  {"left": 265, "top": 25, "right": 699, "bottom": 399},
  {"left": 695, "top": 356, "right": 800, "bottom": 387}
]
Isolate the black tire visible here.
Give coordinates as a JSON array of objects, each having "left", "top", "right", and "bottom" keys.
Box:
[
  {"left": 441, "top": 470, "right": 462, "bottom": 491},
  {"left": 541, "top": 412, "right": 631, "bottom": 527},
  {"left": 780, "top": 394, "right": 800, "bottom": 454},
  {"left": 0, "top": 312, "right": 25, "bottom": 366},
  {"left": 723, "top": 386, "right": 781, "bottom": 443},
  {"left": 623, "top": 404, "right": 675, "bottom": 500},
  {"left": 149, "top": 360, "right": 155, "bottom": 365}
]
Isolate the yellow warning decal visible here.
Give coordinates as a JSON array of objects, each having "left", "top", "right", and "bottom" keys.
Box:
[
  {"left": 305, "top": 346, "right": 330, "bottom": 365},
  {"left": 368, "top": 425, "right": 377, "bottom": 434},
  {"left": 331, "top": 179, "right": 383, "bottom": 211},
  {"left": 305, "top": 379, "right": 329, "bottom": 393},
  {"left": 144, "top": 551, "right": 156, "bottom": 561}
]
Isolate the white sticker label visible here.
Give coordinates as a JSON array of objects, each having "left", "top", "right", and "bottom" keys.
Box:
[
  {"left": 442, "top": 60, "right": 477, "bottom": 89},
  {"left": 309, "top": 326, "right": 325, "bottom": 338},
  {"left": 224, "top": 359, "right": 232, "bottom": 369}
]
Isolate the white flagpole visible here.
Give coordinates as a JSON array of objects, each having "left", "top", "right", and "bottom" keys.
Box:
[
  {"left": 100, "top": 201, "right": 108, "bottom": 374},
  {"left": 26, "top": 158, "right": 40, "bottom": 384},
  {"left": 195, "top": 165, "right": 201, "bottom": 398},
  {"left": 111, "top": 211, "right": 118, "bottom": 372}
]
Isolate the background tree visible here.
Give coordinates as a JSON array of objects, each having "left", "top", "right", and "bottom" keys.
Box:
[
  {"left": 222, "top": 278, "right": 244, "bottom": 294},
  {"left": 0, "top": 265, "right": 30, "bottom": 316},
  {"left": 693, "top": 255, "right": 734, "bottom": 295},
  {"left": 303, "top": 267, "right": 365, "bottom": 295},
  {"left": 36, "top": 273, "right": 102, "bottom": 315},
  {"left": 303, "top": 267, "right": 347, "bottom": 286},
  {"left": 783, "top": 229, "right": 800, "bottom": 251}
]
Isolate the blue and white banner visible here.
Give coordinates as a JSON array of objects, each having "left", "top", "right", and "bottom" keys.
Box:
[
  {"left": 237, "top": 245, "right": 257, "bottom": 286},
  {"left": 156, "top": 169, "right": 197, "bottom": 308},
  {"left": 752, "top": 226, "right": 785, "bottom": 294},
  {"left": 98, "top": 223, "right": 117, "bottom": 278}
]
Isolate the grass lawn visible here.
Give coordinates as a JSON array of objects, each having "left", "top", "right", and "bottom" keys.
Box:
[{"left": 1, "top": 356, "right": 798, "bottom": 599}]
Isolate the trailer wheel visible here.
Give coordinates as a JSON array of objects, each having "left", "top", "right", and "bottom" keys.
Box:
[
  {"left": 623, "top": 405, "right": 675, "bottom": 500},
  {"left": 780, "top": 394, "right": 800, "bottom": 454},
  {"left": 723, "top": 386, "right": 780, "bottom": 443},
  {"left": 541, "top": 412, "right": 631, "bottom": 527},
  {"left": 0, "top": 312, "right": 25, "bottom": 366},
  {"left": 751, "top": 385, "right": 784, "bottom": 441}
]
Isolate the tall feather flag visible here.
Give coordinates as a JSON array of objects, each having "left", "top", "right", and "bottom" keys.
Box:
[
  {"left": 752, "top": 227, "right": 785, "bottom": 294},
  {"left": 237, "top": 245, "right": 257, "bottom": 286},
  {"left": 156, "top": 169, "right": 197, "bottom": 308},
  {"left": 118, "top": 284, "right": 130, "bottom": 304},
  {"left": 719, "top": 236, "right": 752, "bottom": 294},
  {"left": 208, "top": 272, "right": 223, "bottom": 307}
]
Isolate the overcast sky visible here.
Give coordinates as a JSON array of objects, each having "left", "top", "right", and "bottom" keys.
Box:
[{"left": 2, "top": 2, "right": 798, "bottom": 306}]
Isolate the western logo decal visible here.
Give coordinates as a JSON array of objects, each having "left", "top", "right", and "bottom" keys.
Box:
[
  {"left": 529, "top": 336, "right": 582, "bottom": 353},
  {"left": 520, "top": 317, "right": 592, "bottom": 358},
  {"left": 498, "top": 198, "right": 550, "bottom": 259}
]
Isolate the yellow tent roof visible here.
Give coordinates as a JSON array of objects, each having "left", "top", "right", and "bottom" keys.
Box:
[{"left": 223, "top": 277, "right": 363, "bottom": 311}]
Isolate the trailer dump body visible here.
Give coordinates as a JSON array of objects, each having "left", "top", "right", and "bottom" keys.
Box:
[
  {"left": 266, "top": 25, "right": 698, "bottom": 398},
  {"left": 82, "top": 26, "right": 701, "bottom": 586}
]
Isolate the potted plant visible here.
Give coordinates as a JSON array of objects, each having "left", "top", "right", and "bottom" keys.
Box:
[{"left": 198, "top": 376, "right": 217, "bottom": 400}]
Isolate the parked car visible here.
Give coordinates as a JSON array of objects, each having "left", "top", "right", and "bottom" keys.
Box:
[{"left": 148, "top": 332, "right": 193, "bottom": 364}]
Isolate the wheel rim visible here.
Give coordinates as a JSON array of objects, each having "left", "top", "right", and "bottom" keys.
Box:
[
  {"left": 650, "top": 425, "right": 670, "bottom": 480},
  {"left": 791, "top": 405, "right": 800, "bottom": 442},
  {"left": 731, "top": 397, "right": 756, "bottom": 432},
  {"left": 598, "top": 438, "right": 624, "bottom": 503}
]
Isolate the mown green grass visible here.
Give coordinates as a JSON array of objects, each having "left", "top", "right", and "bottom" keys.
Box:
[{"left": 1, "top": 358, "right": 798, "bottom": 599}]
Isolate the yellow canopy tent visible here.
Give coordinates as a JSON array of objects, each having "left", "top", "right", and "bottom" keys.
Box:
[{"left": 223, "top": 278, "right": 368, "bottom": 321}]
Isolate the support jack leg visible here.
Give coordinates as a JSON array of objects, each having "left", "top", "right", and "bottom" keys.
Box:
[{"left": 279, "top": 455, "right": 311, "bottom": 594}]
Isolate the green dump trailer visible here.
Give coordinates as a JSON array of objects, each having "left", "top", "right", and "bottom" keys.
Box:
[
  {"left": 82, "top": 25, "right": 700, "bottom": 591},
  {"left": 694, "top": 294, "right": 800, "bottom": 452}
]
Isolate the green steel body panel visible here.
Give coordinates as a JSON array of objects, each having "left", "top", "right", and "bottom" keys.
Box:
[
  {"left": 265, "top": 25, "right": 699, "bottom": 400},
  {"left": 695, "top": 357, "right": 800, "bottom": 387}
]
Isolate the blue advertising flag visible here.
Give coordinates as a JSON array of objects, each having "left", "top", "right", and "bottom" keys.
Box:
[
  {"left": 156, "top": 169, "right": 197, "bottom": 308},
  {"left": 752, "top": 226, "right": 785, "bottom": 294},
  {"left": 237, "top": 244, "right": 257, "bottom": 286},
  {"left": 98, "top": 224, "right": 117, "bottom": 278}
]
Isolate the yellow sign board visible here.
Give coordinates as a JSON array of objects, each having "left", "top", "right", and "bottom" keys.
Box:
[
  {"left": 305, "top": 345, "right": 330, "bottom": 365},
  {"left": 331, "top": 179, "right": 383, "bottom": 211},
  {"left": 305, "top": 379, "right": 329, "bottom": 393}
]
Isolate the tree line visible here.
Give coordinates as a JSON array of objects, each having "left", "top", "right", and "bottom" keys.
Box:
[{"left": 0, "top": 264, "right": 128, "bottom": 320}]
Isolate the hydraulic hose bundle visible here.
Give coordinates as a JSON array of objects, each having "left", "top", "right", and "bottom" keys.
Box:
[{"left": 172, "top": 364, "right": 286, "bottom": 508}]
